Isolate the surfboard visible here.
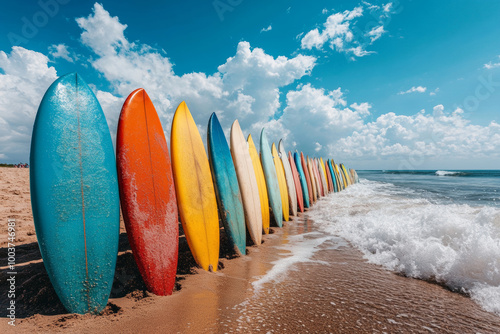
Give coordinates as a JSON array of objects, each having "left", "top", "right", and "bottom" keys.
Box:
[
  {"left": 332, "top": 160, "right": 341, "bottom": 191},
  {"left": 307, "top": 156, "right": 317, "bottom": 202},
  {"left": 260, "top": 129, "right": 282, "bottom": 227},
  {"left": 317, "top": 158, "right": 328, "bottom": 196},
  {"left": 319, "top": 158, "right": 330, "bottom": 194},
  {"left": 278, "top": 141, "right": 297, "bottom": 216},
  {"left": 315, "top": 159, "right": 324, "bottom": 197},
  {"left": 323, "top": 159, "right": 333, "bottom": 193},
  {"left": 171, "top": 101, "right": 219, "bottom": 272},
  {"left": 247, "top": 134, "right": 270, "bottom": 235},
  {"left": 294, "top": 152, "right": 310, "bottom": 209},
  {"left": 315, "top": 160, "right": 323, "bottom": 196},
  {"left": 208, "top": 113, "right": 246, "bottom": 255},
  {"left": 300, "top": 152, "right": 313, "bottom": 205},
  {"left": 288, "top": 151, "right": 304, "bottom": 213},
  {"left": 230, "top": 121, "right": 263, "bottom": 244},
  {"left": 30, "top": 73, "right": 119, "bottom": 314},
  {"left": 340, "top": 163, "right": 350, "bottom": 187},
  {"left": 342, "top": 164, "right": 352, "bottom": 186},
  {"left": 350, "top": 169, "right": 356, "bottom": 184},
  {"left": 272, "top": 143, "right": 289, "bottom": 221},
  {"left": 336, "top": 163, "right": 345, "bottom": 190},
  {"left": 328, "top": 160, "right": 338, "bottom": 193},
  {"left": 117, "top": 88, "right": 178, "bottom": 296}
]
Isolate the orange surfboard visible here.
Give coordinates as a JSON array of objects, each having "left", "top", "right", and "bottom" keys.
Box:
[{"left": 117, "top": 89, "right": 178, "bottom": 295}]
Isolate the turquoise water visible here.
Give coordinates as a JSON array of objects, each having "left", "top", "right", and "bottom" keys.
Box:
[
  {"left": 307, "top": 170, "right": 500, "bottom": 315},
  {"left": 357, "top": 170, "right": 500, "bottom": 207}
]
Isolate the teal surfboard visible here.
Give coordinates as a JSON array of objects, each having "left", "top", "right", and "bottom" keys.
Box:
[
  {"left": 260, "top": 129, "right": 282, "bottom": 227},
  {"left": 293, "top": 151, "right": 310, "bottom": 208},
  {"left": 328, "top": 160, "right": 338, "bottom": 193},
  {"left": 30, "top": 73, "right": 119, "bottom": 314},
  {"left": 207, "top": 113, "right": 246, "bottom": 255}
]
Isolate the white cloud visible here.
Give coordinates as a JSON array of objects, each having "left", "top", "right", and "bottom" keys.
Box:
[
  {"left": 263, "top": 83, "right": 369, "bottom": 156},
  {"left": 366, "top": 25, "right": 385, "bottom": 43},
  {"left": 429, "top": 87, "right": 440, "bottom": 96},
  {"left": 383, "top": 2, "right": 393, "bottom": 12},
  {"left": 398, "top": 86, "right": 427, "bottom": 95},
  {"left": 301, "top": 29, "right": 327, "bottom": 50},
  {"left": 300, "top": 4, "right": 393, "bottom": 58},
  {"left": 76, "top": 3, "right": 316, "bottom": 143},
  {"left": 49, "top": 44, "right": 75, "bottom": 62},
  {"left": 350, "top": 102, "right": 371, "bottom": 115},
  {"left": 484, "top": 56, "right": 500, "bottom": 69},
  {"left": 260, "top": 25, "right": 272, "bottom": 33},
  {"left": 0, "top": 47, "right": 58, "bottom": 162},
  {"left": 76, "top": 3, "right": 129, "bottom": 56},
  {"left": 322, "top": 8, "right": 328, "bottom": 14},
  {"left": 301, "top": 7, "right": 362, "bottom": 51},
  {"left": 335, "top": 106, "right": 500, "bottom": 164}
]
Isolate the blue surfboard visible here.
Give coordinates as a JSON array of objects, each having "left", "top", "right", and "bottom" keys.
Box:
[
  {"left": 328, "top": 160, "right": 338, "bottom": 193},
  {"left": 30, "top": 73, "right": 119, "bottom": 314},
  {"left": 260, "top": 129, "right": 282, "bottom": 227},
  {"left": 207, "top": 113, "right": 246, "bottom": 255},
  {"left": 293, "top": 151, "right": 310, "bottom": 208}
]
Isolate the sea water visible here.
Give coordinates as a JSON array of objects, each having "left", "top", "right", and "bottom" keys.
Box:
[{"left": 308, "top": 170, "right": 500, "bottom": 315}]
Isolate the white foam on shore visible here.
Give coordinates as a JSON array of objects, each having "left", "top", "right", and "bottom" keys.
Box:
[
  {"left": 308, "top": 180, "right": 500, "bottom": 315},
  {"left": 251, "top": 232, "right": 343, "bottom": 292}
]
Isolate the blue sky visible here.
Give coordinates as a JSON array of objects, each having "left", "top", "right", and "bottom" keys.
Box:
[{"left": 1, "top": 0, "right": 499, "bottom": 169}]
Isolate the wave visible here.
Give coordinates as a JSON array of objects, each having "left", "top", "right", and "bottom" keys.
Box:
[
  {"left": 435, "top": 170, "right": 469, "bottom": 177},
  {"left": 368, "top": 170, "right": 500, "bottom": 178},
  {"left": 308, "top": 180, "right": 500, "bottom": 315}
]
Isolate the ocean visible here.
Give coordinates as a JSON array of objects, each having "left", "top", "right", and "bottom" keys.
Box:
[{"left": 307, "top": 170, "right": 500, "bottom": 315}]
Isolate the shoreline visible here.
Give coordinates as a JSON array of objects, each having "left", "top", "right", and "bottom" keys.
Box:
[{"left": 1, "top": 167, "right": 500, "bottom": 333}]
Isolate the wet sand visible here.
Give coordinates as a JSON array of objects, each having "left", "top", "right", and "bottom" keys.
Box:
[{"left": 1, "top": 167, "right": 500, "bottom": 333}]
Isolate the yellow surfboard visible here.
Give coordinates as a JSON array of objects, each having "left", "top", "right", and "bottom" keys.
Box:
[
  {"left": 333, "top": 161, "right": 343, "bottom": 191},
  {"left": 342, "top": 164, "right": 353, "bottom": 186},
  {"left": 170, "top": 101, "right": 219, "bottom": 272},
  {"left": 307, "top": 156, "right": 317, "bottom": 202},
  {"left": 247, "top": 134, "right": 270, "bottom": 234},
  {"left": 337, "top": 163, "right": 347, "bottom": 189},
  {"left": 340, "top": 164, "right": 350, "bottom": 186},
  {"left": 319, "top": 157, "right": 329, "bottom": 193},
  {"left": 272, "top": 143, "right": 289, "bottom": 221}
]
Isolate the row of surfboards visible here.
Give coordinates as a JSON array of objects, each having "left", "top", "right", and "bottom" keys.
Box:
[{"left": 30, "top": 73, "right": 359, "bottom": 315}]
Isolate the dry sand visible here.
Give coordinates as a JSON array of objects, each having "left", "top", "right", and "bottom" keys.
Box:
[{"left": 1, "top": 167, "right": 500, "bottom": 333}]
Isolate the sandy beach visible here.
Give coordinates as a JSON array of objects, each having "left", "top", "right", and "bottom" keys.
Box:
[{"left": 1, "top": 167, "right": 500, "bottom": 333}]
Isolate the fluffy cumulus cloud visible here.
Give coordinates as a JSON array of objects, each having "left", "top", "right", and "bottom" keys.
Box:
[
  {"left": 75, "top": 3, "right": 316, "bottom": 142},
  {"left": 300, "top": 2, "right": 395, "bottom": 58},
  {"left": 0, "top": 47, "right": 58, "bottom": 162},
  {"left": 335, "top": 106, "right": 500, "bottom": 166},
  {"left": 398, "top": 86, "right": 427, "bottom": 95},
  {"left": 265, "top": 83, "right": 370, "bottom": 156}
]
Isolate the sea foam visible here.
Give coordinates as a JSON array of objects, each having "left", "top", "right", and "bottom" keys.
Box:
[
  {"left": 251, "top": 232, "right": 341, "bottom": 292},
  {"left": 308, "top": 180, "right": 500, "bottom": 315},
  {"left": 435, "top": 170, "right": 467, "bottom": 176}
]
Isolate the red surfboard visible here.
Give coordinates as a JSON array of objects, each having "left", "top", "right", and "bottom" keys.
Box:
[
  {"left": 300, "top": 152, "right": 313, "bottom": 205},
  {"left": 288, "top": 151, "right": 304, "bottom": 213},
  {"left": 117, "top": 88, "right": 179, "bottom": 296}
]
